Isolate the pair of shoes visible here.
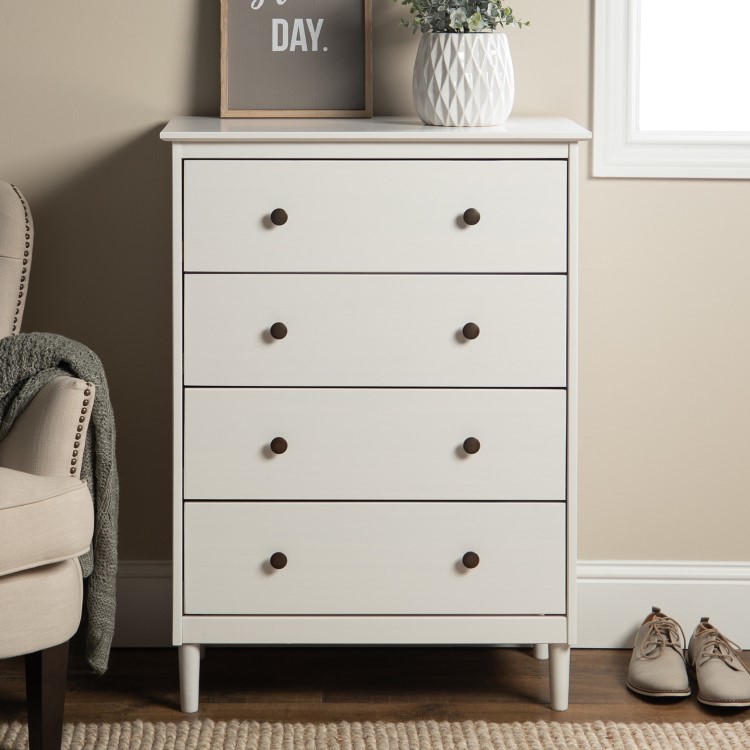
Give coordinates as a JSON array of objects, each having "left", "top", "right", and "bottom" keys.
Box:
[{"left": 626, "top": 607, "right": 750, "bottom": 706}]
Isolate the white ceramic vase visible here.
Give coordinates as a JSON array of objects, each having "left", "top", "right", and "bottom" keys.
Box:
[{"left": 412, "top": 31, "right": 515, "bottom": 127}]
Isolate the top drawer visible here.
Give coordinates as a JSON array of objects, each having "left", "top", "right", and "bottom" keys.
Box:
[{"left": 183, "top": 159, "right": 568, "bottom": 273}]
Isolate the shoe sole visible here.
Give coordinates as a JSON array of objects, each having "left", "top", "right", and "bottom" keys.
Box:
[
  {"left": 697, "top": 694, "right": 750, "bottom": 708},
  {"left": 626, "top": 680, "right": 691, "bottom": 699}
]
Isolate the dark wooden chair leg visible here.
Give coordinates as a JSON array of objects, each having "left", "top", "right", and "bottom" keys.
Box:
[{"left": 25, "top": 641, "right": 69, "bottom": 750}]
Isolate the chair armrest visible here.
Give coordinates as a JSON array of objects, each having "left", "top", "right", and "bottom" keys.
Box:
[{"left": 0, "top": 375, "right": 95, "bottom": 477}]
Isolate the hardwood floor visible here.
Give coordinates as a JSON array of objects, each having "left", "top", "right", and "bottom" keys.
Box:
[{"left": 1, "top": 648, "right": 749, "bottom": 724}]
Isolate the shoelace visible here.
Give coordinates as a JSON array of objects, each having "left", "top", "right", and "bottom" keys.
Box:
[
  {"left": 638, "top": 615, "right": 686, "bottom": 660},
  {"left": 697, "top": 628, "right": 744, "bottom": 670}
]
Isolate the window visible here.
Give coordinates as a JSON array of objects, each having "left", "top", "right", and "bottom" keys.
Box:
[{"left": 593, "top": 0, "right": 750, "bottom": 178}]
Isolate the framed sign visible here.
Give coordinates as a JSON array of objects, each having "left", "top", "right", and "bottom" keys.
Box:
[{"left": 221, "top": 0, "right": 373, "bottom": 118}]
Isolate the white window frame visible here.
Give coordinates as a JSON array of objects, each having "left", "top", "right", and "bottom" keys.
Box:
[{"left": 593, "top": 0, "right": 750, "bottom": 179}]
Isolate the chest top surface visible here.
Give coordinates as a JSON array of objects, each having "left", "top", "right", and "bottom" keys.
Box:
[{"left": 160, "top": 116, "right": 591, "bottom": 144}]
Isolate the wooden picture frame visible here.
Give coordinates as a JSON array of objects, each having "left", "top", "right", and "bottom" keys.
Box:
[{"left": 220, "top": 0, "right": 372, "bottom": 118}]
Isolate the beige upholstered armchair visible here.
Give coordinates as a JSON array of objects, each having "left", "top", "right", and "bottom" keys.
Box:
[{"left": 0, "top": 181, "right": 95, "bottom": 750}]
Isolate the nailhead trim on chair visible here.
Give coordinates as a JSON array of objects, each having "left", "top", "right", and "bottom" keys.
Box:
[
  {"left": 10, "top": 184, "right": 31, "bottom": 335},
  {"left": 70, "top": 383, "right": 93, "bottom": 477}
]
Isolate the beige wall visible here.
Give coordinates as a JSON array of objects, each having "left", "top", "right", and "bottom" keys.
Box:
[{"left": 2, "top": 1, "right": 748, "bottom": 562}]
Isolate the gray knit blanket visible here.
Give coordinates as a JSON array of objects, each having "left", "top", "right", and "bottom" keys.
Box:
[{"left": 0, "top": 332, "right": 118, "bottom": 674}]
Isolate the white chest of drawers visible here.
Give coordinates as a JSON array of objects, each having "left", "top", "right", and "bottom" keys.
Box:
[{"left": 161, "top": 116, "right": 591, "bottom": 714}]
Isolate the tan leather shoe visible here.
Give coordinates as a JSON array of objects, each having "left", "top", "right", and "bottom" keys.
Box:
[
  {"left": 687, "top": 618, "right": 750, "bottom": 707},
  {"left": 626, "top": 607, "right": 690, "bottom": 698}
]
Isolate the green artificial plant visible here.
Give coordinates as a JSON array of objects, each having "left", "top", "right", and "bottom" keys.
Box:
[{"left": 395, "top": 0, "right": 529, "bottom": 33}]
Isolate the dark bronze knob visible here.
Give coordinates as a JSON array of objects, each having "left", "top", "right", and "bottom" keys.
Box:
[
  {"left": 270, "top": 208, "right": 288, "bottom": 226},
  {"left": 463, "top": 208, "right": 481, "bottom": 226},
  {"left": 462, "top": 322, "right": 480, "bottom": 340},
  {"left": 270, "top": 552, "right": 287, "bottom": 570},
  {"left": 270, "top": 437, "right": 288, "bottom": 454},
  {"left": 463, "top": 437, "right": 481, "bottom": 454},
  {"left": 462, "top": 551, "right": 480, "bottom": 569},
  {"left": 270, "top": 322, "right": 288, "bottom": 340}
]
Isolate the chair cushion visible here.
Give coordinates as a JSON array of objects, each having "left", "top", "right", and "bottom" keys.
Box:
[
  {"left": 0, "top": 558, "right": 82, "bottom": 658},
  {"left": 0, "top": 467, "right": 93, "bottom": 576}
]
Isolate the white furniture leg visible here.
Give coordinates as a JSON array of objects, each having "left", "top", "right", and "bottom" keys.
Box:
[
  {"left": 199, "top": 644, "right": 206, "bottom": 660},
  {"left": 533, "top": 644, "right": 549, "bottom": 660},
  {"left": 179, "top": 643, "right": 201, "bottom": 713},
  {"left": 548, "top": 643, "right": 570, "bottom": 711}
]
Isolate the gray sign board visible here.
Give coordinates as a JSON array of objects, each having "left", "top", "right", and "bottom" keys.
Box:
[{"left": 221, "top": 0, "right": 372, "bottom": 117}]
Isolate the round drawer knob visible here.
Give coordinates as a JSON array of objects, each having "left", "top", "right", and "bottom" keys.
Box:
[
  {"left": 462, "top": 551, "right": 480, "bottom": 569},
  {"left": 463, "top": 208, "right": 481, "bottom": 226},
  {"left": 270, "top": 436, "right": 288, "bottom": 454},
  {"left": 463, "top": 437, "right": 481, "bottom": 455},
  {"left": 270, "top": 552, "right": 288, "bottom": 570},
  {"left": 462, "top": 322, "right": 480, "bottom": 340},
  {"left": 270, "top": 322, "right": 288, "bottom": 340},
  {"left": 270, "top": 208, "right": 288, "bottom": 226}
]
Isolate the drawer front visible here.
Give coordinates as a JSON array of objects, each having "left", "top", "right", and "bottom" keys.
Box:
[
  {"left": 183, "top": 160, "right": 567, "bottom": 273},
  {"left": 184, "top": 274, "right": 567, "bottom": 387},
  {"left": 183, "top": 502, "right": 566, "bottom": 615},
  {"left": 183, "top": 388, "right": 566, "bottom": 500}
]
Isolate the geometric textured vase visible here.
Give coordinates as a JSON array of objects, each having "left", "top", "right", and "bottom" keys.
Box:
[{"left": 412, "top": 32, "right": 515, "bottom": 127}]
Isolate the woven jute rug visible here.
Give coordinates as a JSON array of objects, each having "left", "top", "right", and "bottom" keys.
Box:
[{"left": 3, "top": 721, "right": 750, "bottom": 750}]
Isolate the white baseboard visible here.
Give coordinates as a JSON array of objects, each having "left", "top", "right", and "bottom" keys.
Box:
[
  {"left": 113, "top": 559, "right": 750, "bottom": 648},
  {"left": 577, "top": 560, "right": 750, "bottom": 648}
]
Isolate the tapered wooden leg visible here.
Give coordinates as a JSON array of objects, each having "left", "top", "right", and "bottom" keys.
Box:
[
  {"left": 549, "top": 643, "right": 570, "bottom": 711},
  {"left": 179, "top": 643, "right": 201, "bottom": 713},
  {"left": 532, "top": 644, "right": 549, "bottom": 660},
  {"left": 25, "top": 641, "right": 69, "bottom": 750}
]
